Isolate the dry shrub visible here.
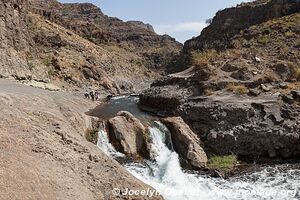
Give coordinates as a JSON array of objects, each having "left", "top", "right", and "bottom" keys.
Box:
[
  {"left": 203, "top": 88, "right": 214, "bottom": 96},
  {"left": 263, "top": 71, "right": 278, "bottom": 82},
  {"left": 289, "top": 63, "right": 300, "bottom": 80},
  {"left": 227, "top": 83, "right": 249, "bottom": 94},
  {"left": 192, "top": 49, "right": 218, "bottom": 67}
]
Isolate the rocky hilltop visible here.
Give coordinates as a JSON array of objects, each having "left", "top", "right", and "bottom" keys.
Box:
[
  {"left": 140, "top": 0, "right": 300, "bottom": 161},
  {"left": 0, "top": 0, "right": 181, "bottom": 93},
  {"left": 184, "top": 0, "right": 300, "bottom": 52}
]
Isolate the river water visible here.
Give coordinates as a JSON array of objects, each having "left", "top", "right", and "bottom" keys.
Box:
[{"left": 95, "top": 96, "right": 300, "bottom": 200}]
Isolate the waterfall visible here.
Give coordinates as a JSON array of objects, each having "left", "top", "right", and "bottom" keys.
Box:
[
  {"left": 97, "top": 120, "right": 299, "bottom": 200},
  {"left": 97, "top": 122, "right": 124, "bottom": 158}
]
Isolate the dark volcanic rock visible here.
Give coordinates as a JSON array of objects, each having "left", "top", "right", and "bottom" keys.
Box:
[
  {"left": 139, "top": 85, "right": 190, "bottom": 115},
  {"left": 230, "top": 68, "right": 253, "bottom": 81},
  {"left": 291, "top": 90, "right": 300, "bottom": 102},
  {"left": 140, "top": 84, "right": 300, "bottom": 160}
]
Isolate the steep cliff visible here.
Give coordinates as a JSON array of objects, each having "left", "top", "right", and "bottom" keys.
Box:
[
  {"left": 0, "top": 0, "right": 34, "bottom": 80},
  {"left": 0, "top": 0, "right": 182, "bottom": 93},
  {"left": 29, "top": 0, "right": 182, "bottom": 70}
]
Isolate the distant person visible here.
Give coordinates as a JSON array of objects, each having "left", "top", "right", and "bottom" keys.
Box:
[
  {"left": 106, "top": 94, "right": 113, "bottom": 101},
  {"left": 95, "top": 91, "right": 99, "bottom": 101},
  {"left": 90, "top": 91, "right": 95, "bottom": 101},
  {"left": 84, "top": 90, "right": 89, "bottom": 99}
]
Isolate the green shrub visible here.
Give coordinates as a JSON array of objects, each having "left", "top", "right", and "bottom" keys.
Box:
[
  {"left": 85, "top": 128, "right": 98, "bottom": 144},
  {"left": 257, "top": 35, "right": 270, "bottom": 45},
  {"left": 208, "top": 155, "right": 237, "bottom": 170}
]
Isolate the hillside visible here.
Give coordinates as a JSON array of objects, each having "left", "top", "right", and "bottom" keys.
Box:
[
  {"left": 0, "top": 0, "right": 181, "bottom": 93},
  {"left": 168, "top": 0, "right": 300, "bottom": 73},
  {"left": 140, "top": 0, "right": 300, "bottom": 160},
  {"left": 184, "top": 0, "right": 300, "bottom": 52}
]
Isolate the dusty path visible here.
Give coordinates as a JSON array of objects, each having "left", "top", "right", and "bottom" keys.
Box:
[{"left": 0, "top": 79, "right": 161, "bottom": 200}]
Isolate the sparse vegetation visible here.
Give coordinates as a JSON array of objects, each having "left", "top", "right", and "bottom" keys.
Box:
[
  {"left": 192, "top": 49, "right": 218, "bottom": 67},
  {"left": 263, "top": 71, "right": 278, "bottom": 82},
  {"left": 289, "top": 63, "right": 300, "bottom": 80},
  {"left": 226, "top": 83, "right": 249, "bottom": 94},
  {"left": 27, "top": 62, "right": 35, "bottom": 71},
  {"left": 47, "top": 68, "right": 55, "bottom": 77},
  {"left": 131, "top": 59, "right": 144, "bottom": 66},
  {"left": 257, "top": 34, "right": 270, "bottom": 45},
  {"left": 85, "top": 128, "right": 98, "bottom": 144},
  {"left": 42, "top": 57, "right": 53, "bottom": 66},
  {"left": 285, "top": 31, "right": 295, "bottom": 38},
  {"left": 203, "top": 88, "right": 214, "bottom": 96},
  {"left": 208, "top": 155, "right": 238, "bottom": 170}
]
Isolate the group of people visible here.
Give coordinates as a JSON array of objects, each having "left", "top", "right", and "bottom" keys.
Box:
[{"left": 84, "top": 90, "right": 100, "bottom": 101}]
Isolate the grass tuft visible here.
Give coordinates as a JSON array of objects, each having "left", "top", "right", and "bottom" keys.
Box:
[
  {"left": 289, "top": 63, "right": 300, "bottom": 81},
  {"left": 226, "top": 83, "right": 249, "bottom": 94},
  {"left": 208, "top": 155, "right": 238, "bottom": 170},
  {"left": 257, "top": 34, "right": 270, "bottom": 45},
  {"left": 192, "top": 49, "right": 218, "bottom": 67}
]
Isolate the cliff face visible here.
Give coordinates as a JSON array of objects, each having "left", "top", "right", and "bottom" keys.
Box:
[
  {"left": 0, "top": 0, "right": 39, "bottom": 80},
  {"left": 29, "top": 0, "right": 182, "bottom": 70},
  {"left": 0, "top": 0, "right": 181, "bottom": 93},
  {"left": 184, "top": 0, "right": 300, "bottom": 52},
  {"left": 0, "top": 0, "right": 29, "bottom": 50}
]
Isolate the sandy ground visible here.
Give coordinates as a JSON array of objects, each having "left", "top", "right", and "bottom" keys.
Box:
[{"left": 0, "top": 79, "right": 161, "bottom": 200}]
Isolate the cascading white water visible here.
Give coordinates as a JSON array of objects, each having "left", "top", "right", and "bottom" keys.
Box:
[
  {"left": 97, "top": 121, "right": 300, "bottom": 200},
  {"left": 97, "top": 122, "right": 124, "bottom": 158}
]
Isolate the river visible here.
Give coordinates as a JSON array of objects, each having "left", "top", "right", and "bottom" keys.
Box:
[{"left": 94, "top": 95, "right": 300, "bottom": 200}]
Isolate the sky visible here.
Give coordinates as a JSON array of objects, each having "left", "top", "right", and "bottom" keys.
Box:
[{"left": 59, "top": 0, "right": 253, "bottom": 43}]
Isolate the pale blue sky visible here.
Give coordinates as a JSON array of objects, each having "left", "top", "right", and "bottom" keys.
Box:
[{"left": 59, "top": 0, "right": 252, "bottom": 43}]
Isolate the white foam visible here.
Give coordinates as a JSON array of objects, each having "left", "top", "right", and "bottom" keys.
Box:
[
  {"left": 98, "top": 120, "right": 300, "bottom": 200},
  {"left": 97, "top": 122, "right": 124, "bottom": 158}
]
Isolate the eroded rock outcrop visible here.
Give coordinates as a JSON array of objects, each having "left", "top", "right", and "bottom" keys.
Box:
[
  {"left": 141, "top": 86, "right": 300, "bottom": 160},
  {"left": 162, "top": 117, "right": 207, "bottom": 169},
  {"left": 108, "top": 111, "right": 150, "bottom": 159}
]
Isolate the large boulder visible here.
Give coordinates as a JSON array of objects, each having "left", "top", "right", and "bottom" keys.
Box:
[
  {"left": 161, "top": 117, "right": 208, "bottom": 169},
  {"left": 108, "top": 111, "right": 150, "bottom": 159}
]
